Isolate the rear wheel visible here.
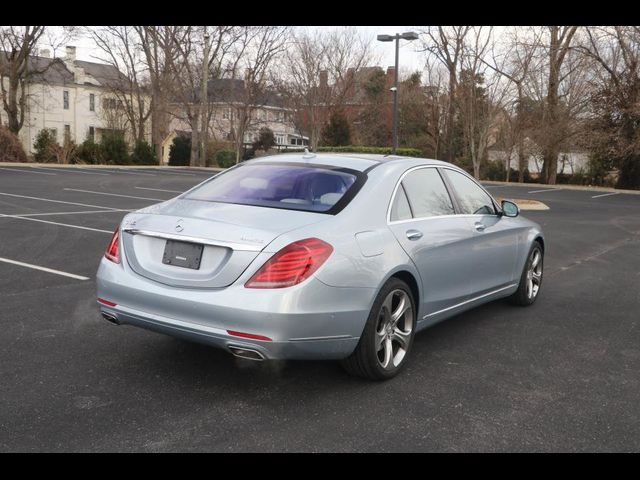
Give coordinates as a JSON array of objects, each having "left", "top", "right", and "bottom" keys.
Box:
[
  {"left": 341, "top": 278, "right": 416, "bottom": 380},
  {"left": 509, "top": 241, "right": 543, "bottom": 306}
]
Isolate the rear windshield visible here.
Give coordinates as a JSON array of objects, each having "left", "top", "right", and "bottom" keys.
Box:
[{"left": 184, "top": 163, "right": 364, "bottom": 213}]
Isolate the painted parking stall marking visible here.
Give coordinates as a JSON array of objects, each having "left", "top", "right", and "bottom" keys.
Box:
[
  {"left": 0, "top": 167, "right": 56, "bottom": 176},
  {"left": 0, "top": 256, "right": 90, "bottom": 281},
  {"left": 64, "top": 188, "right": 164, "bottom": 202},
  {"left": 592, "top": 192, "right": 620, "bottom": 199}
]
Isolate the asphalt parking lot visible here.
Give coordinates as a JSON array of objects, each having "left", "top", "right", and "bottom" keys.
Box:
[{"left": 1, "top": 165, "right": 639, "bottom": 452}]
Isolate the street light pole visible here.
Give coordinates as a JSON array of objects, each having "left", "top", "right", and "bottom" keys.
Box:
[
  {"left": 392, "top": 35, "right": 399, "bottom": 154},
  {"left": 377, "top": 31, "right": 419, "bottom": 156}
]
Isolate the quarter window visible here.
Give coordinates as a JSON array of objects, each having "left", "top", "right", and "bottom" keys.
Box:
[
  {"left": 390, "top": 185, "right": 412, "bottom": 222},
  {"left": 400, "top": 168, "right": 454, "bottom": 219},
  {"left": 443, "top": 169, "right": 496, "bottom": 215}
]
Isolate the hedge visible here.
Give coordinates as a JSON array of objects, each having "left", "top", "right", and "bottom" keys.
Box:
[{"left": 316, "top": 146, "right": 423, "bottom": 157}]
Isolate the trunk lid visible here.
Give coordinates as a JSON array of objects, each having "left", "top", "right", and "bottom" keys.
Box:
[{"left": 121, "top": 199, "right": 328, "bottom": 288}]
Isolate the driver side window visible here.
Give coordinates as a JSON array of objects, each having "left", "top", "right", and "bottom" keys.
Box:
[{"left": 443, "top": 169, "right": 496, "bottom": 215}]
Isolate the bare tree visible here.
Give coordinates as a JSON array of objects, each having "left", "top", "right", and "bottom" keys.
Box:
[
  {"left": 482, "top": 27, "right": 542, "bottom": 182},
  {"left": 225, "top": 26, "right": 289, "bottom": 163},
  {"left": 419, "top": 26, "right": 472, "bottom": 163},
  {"left": 0, "top": 26, "right": 46, "bottom": 134},
  {"left": 539, "top": 26, "right": 580, "bottom": 184},
  {"left": 86, "top": 26, "right": 152, "bottom": 144},
  {"left": 281, "top": 27, "right": 374, "bottom": 151},
  {"left": 133, "top": 26, "right": 186, "bottom": 159}
]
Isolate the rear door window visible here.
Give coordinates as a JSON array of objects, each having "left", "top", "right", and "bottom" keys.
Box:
[{"left": 184, "top": 163, "right": 362, "bottom": 213}]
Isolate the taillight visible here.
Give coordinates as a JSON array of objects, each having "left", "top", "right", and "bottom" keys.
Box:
[
  {"left": 245, "top": 238, "right": 333, "bottom": 289},
  {"left": 105, "top": 225, "right": 120, "bottom": 264}
]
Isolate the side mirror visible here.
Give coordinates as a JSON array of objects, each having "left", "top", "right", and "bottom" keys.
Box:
[{"left": 501, "top": 200, "right": 520, "bottom": 218}]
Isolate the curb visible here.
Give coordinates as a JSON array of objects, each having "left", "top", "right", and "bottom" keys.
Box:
[
  {"left": 482, "top": 180, "right": 640, "bottom": 196},
  {"left": 0, "top": 162, "right": 223, "bottom": 173}
]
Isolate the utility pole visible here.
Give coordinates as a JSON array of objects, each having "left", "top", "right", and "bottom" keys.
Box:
[{"left": 199, "top": 32, "right": 211, "bottom": 167}]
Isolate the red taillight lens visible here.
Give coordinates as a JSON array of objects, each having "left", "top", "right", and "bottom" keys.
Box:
[
  {"left": 105, "top": 226, "right": 120, "bottom": 264},
  {"left": 245, "top": 238, "right": 333, "bottom": 289}
]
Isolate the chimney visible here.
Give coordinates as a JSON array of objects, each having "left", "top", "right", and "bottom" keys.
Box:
[
  {"left": 319, "top": 70, "right": 328, "bottom": 89},
  {"left": 40, "top": 48, "right": 51, "bottom": 59},
  {"left": 65, "top": 45, "right": 76, "bottom": 63},
  {"left": 385, "top": 66, "right": 396, "bottom": 90}
]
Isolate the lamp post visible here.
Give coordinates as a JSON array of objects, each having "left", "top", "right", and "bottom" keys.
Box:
[{"left": 376, "top": 31, "right": 419, "bottom": 155}]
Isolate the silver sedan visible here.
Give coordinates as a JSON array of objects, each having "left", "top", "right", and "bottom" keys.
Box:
[{"left": 96, "top": 153, "right": 545, "bottom": 380}]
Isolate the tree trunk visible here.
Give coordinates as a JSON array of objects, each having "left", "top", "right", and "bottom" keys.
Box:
[{"left": 189, "top": 114, "right": 200, "bottom": 167}]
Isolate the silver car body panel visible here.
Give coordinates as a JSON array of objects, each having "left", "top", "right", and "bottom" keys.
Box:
[{"left": 96, "top": 153, "right": 544, "bottom": 359}]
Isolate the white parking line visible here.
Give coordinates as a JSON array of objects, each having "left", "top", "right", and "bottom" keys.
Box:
[
  {"left": 484, "top": 185, "right": 509, "bottom": 189},
  {"left": 40, "top": 168, "right": 110, "bottom": 176},
  {"left": 13, "top": 209, "right": 130, "bottom": 217},
  {"left": 111, "top": 169, "right": 156, "bottom": 176},
  {"left": 142, "top": 170, "right": 196, "bottom": 176},
  {"left": 528, "top": 188, "right": 564, "bottom": 194},
  {"left": 64, "top": 188, "right": 164, "bottom": 201},
  {"left": 0, "top": 256, "right": 90, "bottom": 281},
  {"left": 0, "top": 167, "right": 56, "bottom": 176},
  {"left": 0, "top": 213, "right": 113, "bottom": 233},
  {"left": 592, "top": 192, "right": 620, "bottom": 199},
  {"left": 0, "top": 192, "right": 124, "bottom": 211},
  {"left": 135, "top": 187, "right": 183, "bottom": 194}
]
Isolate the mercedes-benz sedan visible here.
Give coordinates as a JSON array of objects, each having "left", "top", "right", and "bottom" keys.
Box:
[{"left": 96, "top": 153, "right": 544, "bottom": 380}]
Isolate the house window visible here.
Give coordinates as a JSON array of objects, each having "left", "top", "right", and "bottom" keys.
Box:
[
  {"left": 64, "top": 124, "right": 71, "bottom": 142},
  {"left": 103, "top": 98, "right": 123, "bottom": 110},
  {"left": 88, "top": 126, "right": 95, "bottom": 141},
  {"left": 275, "top": 133, "right": 286, "bottom": 145},
  {"left": 223, "top": 108, "right": 231, "bottom": 120},
  {"left": 276, "top": 111, "right": 284, "bottom": 123},
  {"left": 63, "top": 90, "right": 69, "bottom": 110},
  {"left": 89, "top": 94, "right": 95, "bottom": 112}
]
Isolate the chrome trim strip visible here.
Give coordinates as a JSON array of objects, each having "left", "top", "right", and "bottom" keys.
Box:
[
  {"left": 123, "top": 228, "right": 264, "bottom": 252},
  {"left": 288, "top": 334, "right": 354, "bottom": 342},
  {"left": 422, "top": 284, "right": 518, "bottom": 319}
]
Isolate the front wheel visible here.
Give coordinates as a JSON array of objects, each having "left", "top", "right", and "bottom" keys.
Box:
[
  {"left": 341, "top": 278, "right": 416, "bottom": 380},
  {"left": 509, "top": 241, "right": 544, "bottom": 306}
]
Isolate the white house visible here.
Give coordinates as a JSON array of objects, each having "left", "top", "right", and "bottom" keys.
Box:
[
  {"left": 1, "top": 46, "right": 150, "bottom": 155},
  {"left": 163, "top": 78, "right": 307, "bottom": 165}
]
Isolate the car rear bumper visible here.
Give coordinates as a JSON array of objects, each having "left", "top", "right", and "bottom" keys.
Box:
[{"left": 96, "top": 258, "right": 373, "bottom": 360}]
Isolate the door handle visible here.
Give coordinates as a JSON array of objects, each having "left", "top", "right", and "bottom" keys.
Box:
[
  {"left": 474, "top": 222, "right": 486, "bottom": 232},
  {"left": 406, "top": 229, "right": 423, "bottom": 240}
]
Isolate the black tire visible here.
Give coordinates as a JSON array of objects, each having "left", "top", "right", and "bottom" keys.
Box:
[
  {"left": 341, "top": 277, "right": 417, "bottom": 380},
  {"left": 509, "top": 240, "right": 544, "bottom": 306}
]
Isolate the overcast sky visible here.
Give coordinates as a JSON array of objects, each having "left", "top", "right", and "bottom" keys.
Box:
[{"left": 47, "top": 26, "right": 426, "bottom": 73}]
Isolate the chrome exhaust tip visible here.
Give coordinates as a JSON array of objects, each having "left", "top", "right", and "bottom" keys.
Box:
[
  {"left": 228, "top": 346, "right": 265, "bottom": 361},
  {"left": 101, "top": 311, "right": 120, "bottom": 325}
]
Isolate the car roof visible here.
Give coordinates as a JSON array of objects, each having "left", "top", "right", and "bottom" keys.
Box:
[{"left": 247, "top": 152, "right": 452, "bottom": 172}]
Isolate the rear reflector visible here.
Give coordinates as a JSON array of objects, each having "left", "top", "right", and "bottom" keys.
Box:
[
  {"left": 104, "top": 225, "right": 120, "bottom": 264},
  {"left": 227, "top": 330, "right": 272, "bottom": 342},
  {"left": 245, "top": 238, "right": 333, "bottom": 289},
  {"left": 97, "top": 298, "right": 117, "bottom": 307}
]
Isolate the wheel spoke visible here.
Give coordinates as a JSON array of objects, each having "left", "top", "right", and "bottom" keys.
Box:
[
  {"left": 382, "top": 294, "right": 394, "bottom": 320},
  {"left": 532, "top": 271, "right": 542, "bottom": 284},
  {"left": 381, "top": 338, "right": 393, "bottom": 369},
  {"left": 375, "top": 330, "right": 386, "bottom": 351},
  {"left": 393, "top": 327, "right": 411, "bottom": 349},
  {"left": 531, "top": 251, "right": 541, "bottom": 268},
  {"left": 391, "top": 295, "right": 409, "bottom": 324},
  {"left": 527, "top": 279, "right": 533, "bottom": 298}
]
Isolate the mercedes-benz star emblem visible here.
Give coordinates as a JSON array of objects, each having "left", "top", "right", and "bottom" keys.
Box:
[{"left": 175, "top": 219, "right": 184, "bottom": 233}]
